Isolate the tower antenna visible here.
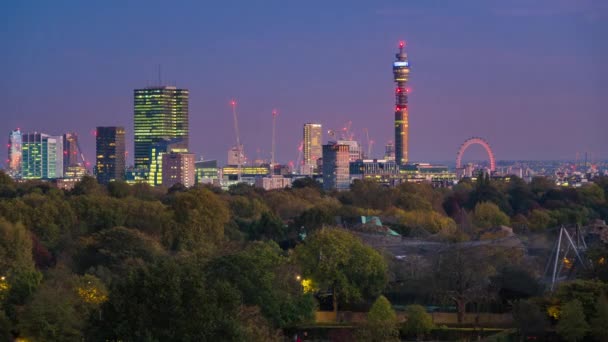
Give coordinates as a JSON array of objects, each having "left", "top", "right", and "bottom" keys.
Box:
[
  {"left": 271, "top": 109, "right": 278, "bottom": 166},
  {"left": 230, "top": 99, "right": 242, "bottom": 181}
]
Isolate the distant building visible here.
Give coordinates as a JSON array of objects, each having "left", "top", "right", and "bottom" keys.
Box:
[
  {"left": 322, "top": 143, "right": 350, "bottom": 191},
  {"left": 133, "top": 86, "right": 189, "bottom": 171},
  {"left": 393, "top": 41, "right": 411, "bottom": 165},
  {"left": 21, "top": 133, "right": 63, "bottom": 179},
  {"left": 195, "top": 159, "right": 219, "bottom": 185},
  {"left": 162, "top": 152, "right": 195, "bottom": 188},
  {"left": 7, "top": 129, "right": 22, "bottom": 178},
  {"left": 63, "top": 133, "right": 81, "bottom": 171},
  {"left": 227, "top": 145, "right": 246, "bottom": 166},
  {"left": 255, "top": 175, "right": 292, "bottom": 190},
  {"left": 337, "top": 140, "right": 362, "bottom": 162},
  {"left": 303, "top": 123, "right": 322, "bottom": 174},
  {"left": 95, "top": 126, "right": 126, "bottom": 185},
  {"left": 384, "top": 142, "right": 395, "bottom": 161},
  {"left": 148, "top": 138, "right": 187, "bottom": 186}
]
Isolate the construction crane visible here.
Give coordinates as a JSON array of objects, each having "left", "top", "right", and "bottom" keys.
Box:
[
  {"left": 271, "top": 109, "right": 278, "bottom": 166},
  {"left": 295, "top": 140, "right": 303, "bottom": 173},
  {"left": 230, "top": 99, "right": 242, "bottom": 182}
]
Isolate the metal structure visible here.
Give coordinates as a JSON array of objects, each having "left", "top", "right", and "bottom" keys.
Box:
[
  {"left": 456, "top": 137, "right": 496, "bottom": 172},
  {"left": 544, "top": 225, "right": 588, "bottom": 291},
  {"left": 364, "top": 128, "right": 374, "bottom": 159},
  {"left": 230, "top": 99, "right": 242, "bottom": 181},
  {"left": 393, "top": 41, "right": 411, "bottom": 166}
]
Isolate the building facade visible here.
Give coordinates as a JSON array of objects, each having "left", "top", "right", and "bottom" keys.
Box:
[
  {"left": 7, "top": 129, "right": 22, "bottom": 178},
  {"left": 322, "top": 143, "right": 350, "bottom": 191},
  {"left": 162, "top": 152, "right": 195, "bottom": 188},
  {"left": 62, "top": 133, "right": 80, "bottom": 170},
  {"left": 95, "top": 126, "right": 126, "bottom": 184},
  {"left": 195, "top": 159, "right": 219, "bottom": 185},
  {"left": 303, "top": 123, "right": 322, "bottom": 174},
  {"left": 393, "top": 41, "right": 411, "bottom": 166},
  {"left": 134, "top": 86, "right": 189, "bottom": 170},
  {"left": 21, "top": 133, "right": 63, "bottom": 179}
]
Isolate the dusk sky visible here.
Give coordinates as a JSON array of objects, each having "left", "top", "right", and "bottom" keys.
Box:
[{"left": 1, "top": 0, "right": 606, "bottom": 167}]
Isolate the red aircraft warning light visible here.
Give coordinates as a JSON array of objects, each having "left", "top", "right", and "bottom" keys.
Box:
[{"left": 399, "top": 41, "right": 405, "bottom": 48}]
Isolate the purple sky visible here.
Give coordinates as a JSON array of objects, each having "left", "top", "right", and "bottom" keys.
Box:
[{"left": 1, "top": 0, "right": 606, "bottom": 167}]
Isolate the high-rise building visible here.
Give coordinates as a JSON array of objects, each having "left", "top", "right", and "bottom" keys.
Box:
[
  {"left": 393, "top": 41, "right": 411, "bottom": 165},
  {"left": 384, "top": 141, "right": 395, "bottom": 161},
  {"left": 133, "top": 86, "right": 189, "bottom": 170},
  {"left": 95, "top": 127, "right": 126, "bottom": 185},
  {"left": 303, "top": 123, "right": 322, "bottom": 174},
  {"left": 162, "top": 152, "right": 195, "bottom": 188},
  {"left": 195, "top": 159, "right": 219, "bottom": 185},
  {"left": 95, "top": 126, "right": 126, "bottom": 184},
  {"left": 21, "top": 133, "right": 63, "bottom": 179},
  {"left": 322, "top": 143, "right": 350, "bottom": 191},
  {"left": 62, "top": 133, "right": 81, "bottom": 170},
  {"left": 336, "top": 140, "right": 362, "bottom": 162},
  {"left": 148, "top": 138, "right": 187, "bottom": 186},
  {"left": 7, "top": 129, "right": 22, "bottom": 178}
]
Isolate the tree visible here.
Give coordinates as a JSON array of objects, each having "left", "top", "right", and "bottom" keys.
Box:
[
  {"left": 512, "top": 300, "right": 548, "bottom": 338},
  {"left": 472, "top": 202, "right": 510, "bottom": 231},
  {"left": 528, "top": 209, "right": 553, "bottom": 231},
  {"left": 433, "top": 247, "right": 495, "bottom": 323},
  {"left": 401, "top": 304, "right": 433, "bottom": 341},
  {"left": 556, "top": 299, "right": 589, "bottom": 342},
  {"left": 205, "top": 241, "right": 315, "bottom": 328},
  {"left": 294, "top": 228, "right": 388, "bottom": 312},
  {"left": 91, "top": 258, "right": 247, "bottom": 341},
  {"left": 359, "top": 295, "right": 399, "bottom": 342},
  {"left": 169, "top": 188, "right": 230, "bottom": 250},
  {"left": 590, "top": 293, "right": 608, "bottom": 341}
]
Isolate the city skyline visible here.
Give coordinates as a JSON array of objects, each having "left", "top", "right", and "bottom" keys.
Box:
[{"left": 1, "top": 1, "right": 606, "bottom": 167}]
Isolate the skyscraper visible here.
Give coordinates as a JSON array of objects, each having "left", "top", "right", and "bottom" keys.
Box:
[
  {"left": 393, "top": 41, "right": 411, "bottom": 165},
  {"left": 95, "top": 126, "right": 126, "bottom": 184},
  {"left": 21, "top": 133, "right": 63, "bottom": 179},
  {"left": 133, "top": 86, "right": 189, "bottom": 170},
  {"left": 322, "top": 142, "right": 350, "bottom": 191},
  {"left": 63, "top": 133, "right": 80, "bottom": 170},
  {"left": 162, "top": 152, "right": 195, "bottom": 188},
  {"left": 7, "top": 129, "right": 22, "bottom": 178},
  {"left": 303, "top": 123, "right": 322, "bottom": 174}
]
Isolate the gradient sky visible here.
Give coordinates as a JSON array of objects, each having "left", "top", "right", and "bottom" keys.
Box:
[{"left": 1, "top": 0, "right": 606, "bottom": 167}]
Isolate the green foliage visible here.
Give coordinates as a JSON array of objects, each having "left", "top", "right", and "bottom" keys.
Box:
[
  {"left": 205, "top": 241, "right": 315, "bottom": 328},
  {"left": 401, "top": 304, "right": 434, "bottom": 340},
  {"left": 294, "top": 228, "right": 388, "bottom": 310},
  {"left": 512, "top": 299, "right": 548, "bottom": 337},
  {"left": 169, "top": 188, "right": 230, "bottom": 250},
  {"left": 92, "top": 258, "right": 247, "bottom": 341},
  {"left": 590, "top": 293, "right": 608, "bottom": 341},
  {"left": 359, "top": 295, "right": 399, "bottom": 342},
  {"left": 472, "top": 202, "right": 510, "bottom": 230},
  {"left": 527, "top": 209, "right": 553, "bottom": 231},
  {"left": 556, "top": 299, "right": 589, "bottom": 342},
  {"left": 555, "top": 279, "right": 608, "bottom": 319},
  {"left": 393, "top": 208, "right": 457, "bottom": 234}
]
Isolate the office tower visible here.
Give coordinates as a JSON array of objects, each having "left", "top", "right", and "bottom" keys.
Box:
[
  {"left": 95, "top": 127, "right": 126, "bottom": 184},
  {"left": 336, "top": 140, "right": 362, "bottom": 162},
  {"left": 393, "top": 41, "right": 411, "bottom": 165},
  {"left": 303, "top": 123, "right": 322, "bottom": 174},
  {"left": 62, "top": 133, "right": 80, "bottom": 169},
  {"left": 322, "top": 143, "right": 350, "bottom": 191},
  {"left": 195, "top": 159, "right": 219, "bottom": 185},
  {"left": 148, "top": 138, "right": 187, "bottom": 186},
  {"left": 21, "top": 133, "right": 63, "bottom": 179},
  {"left": 133, "top": 86, "right": 189, "bottom": 170},
  {"left": 162, "top": 152, "right": 195, "bottom": 188},
  {"left": 384, "top": 141, "right": 395, "bottom": 161},
  {"left": 7, "top": 129, "right": 22, "bottom": 178}
]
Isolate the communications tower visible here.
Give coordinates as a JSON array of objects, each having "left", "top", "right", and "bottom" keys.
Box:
[{"left": 393, "top": 41, "right": 411, "bottom": 165}]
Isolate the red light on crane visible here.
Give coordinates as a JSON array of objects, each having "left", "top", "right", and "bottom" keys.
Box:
[{"left": 399, "top": 41, "right": 405, "bottom": 48}]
